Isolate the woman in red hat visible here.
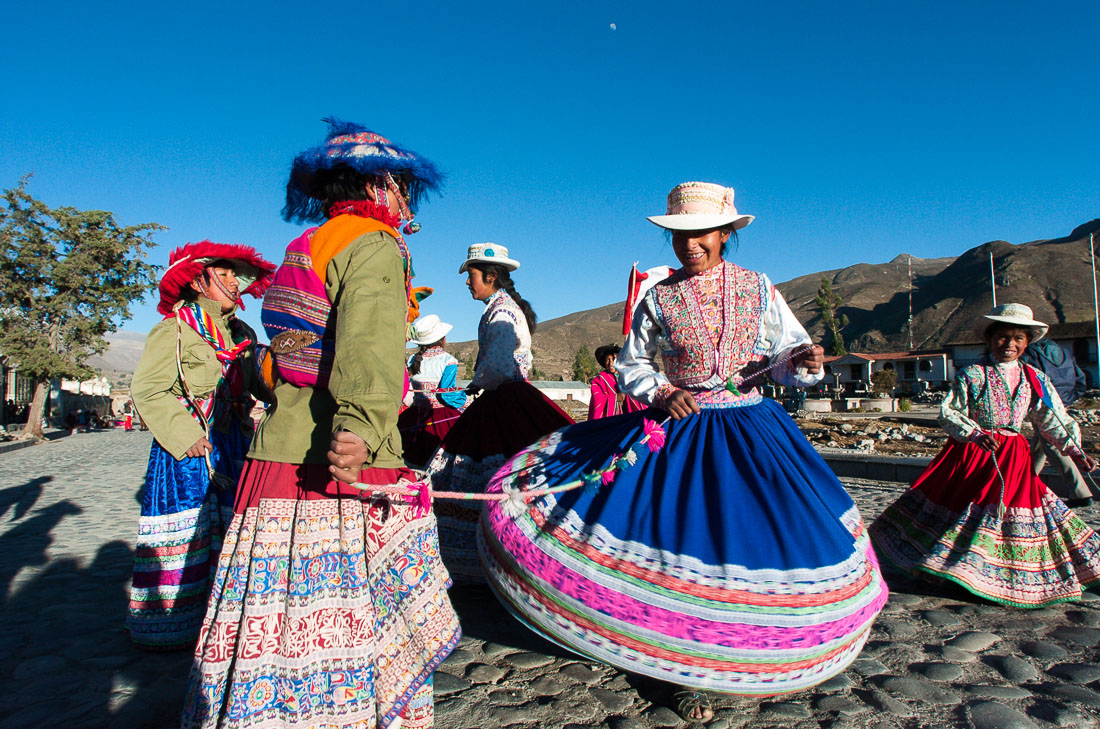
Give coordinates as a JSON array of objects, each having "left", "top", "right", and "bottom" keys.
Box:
[{"left": 126, "top": 242, "right": 274, "bottom": 650}]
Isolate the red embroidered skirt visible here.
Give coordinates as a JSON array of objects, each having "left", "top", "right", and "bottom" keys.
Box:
[{"left": 181, "top": 459, "right": 460, "bottom": 728}]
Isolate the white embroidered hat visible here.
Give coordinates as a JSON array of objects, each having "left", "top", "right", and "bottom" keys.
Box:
[
  {"left": 974, "top": 303, "right": 1048, "bottom": 342},
  {"left": 458, "top": 242, "right": 521, "bottom": 273},
  {"left": 409, "top": 314, "right": 453, "bottom": 345},
  {"left": 647, "top": 181, "right": 754, "bottom": 232}
]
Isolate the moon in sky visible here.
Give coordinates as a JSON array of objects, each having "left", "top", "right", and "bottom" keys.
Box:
[{"left": 610, "top": 23, "right": 617, "bottom": 30}]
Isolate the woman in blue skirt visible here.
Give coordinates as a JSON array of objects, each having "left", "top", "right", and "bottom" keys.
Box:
[
  {"left": 127, "top": 241, "right": 274, "bottom": 649},
  {"left": 480, "top": 182, "right": 888, "bottom": 721}
]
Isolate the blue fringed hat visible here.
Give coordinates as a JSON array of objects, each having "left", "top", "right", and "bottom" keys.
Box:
[{"left": 283, "top": 117, "right": 443, "bottom": 223}]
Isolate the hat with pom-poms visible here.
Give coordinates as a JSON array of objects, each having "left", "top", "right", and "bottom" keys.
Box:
[{"left": 283, "top": 117, "right": 443, "bottom": 224}]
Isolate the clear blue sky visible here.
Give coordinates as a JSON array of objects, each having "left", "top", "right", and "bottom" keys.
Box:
[{"left": 2, "top": 1, "right": 1097, "bottom": 342}]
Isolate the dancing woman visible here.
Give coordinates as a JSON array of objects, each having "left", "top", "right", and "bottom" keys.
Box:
[
  {"left": 870, "top": 303, "right": 1100, "bottom": 608},
  {"left": 427, "top": 243, "right": 573, "bottom": 583},
  {"left": 127, "top": 242, "right": 274, "bottom": 649},
  {"left": 479, "top": 182, "right": 888, "bottom": 720}
]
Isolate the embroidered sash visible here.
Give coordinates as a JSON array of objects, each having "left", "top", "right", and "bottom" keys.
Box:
[{"left": 172, "top": 303, "right": 252, "bottom": 424}]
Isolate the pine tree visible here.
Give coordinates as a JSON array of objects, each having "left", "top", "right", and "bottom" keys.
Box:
[
  {"left": 571, "top": 345, "right": 600, "bottom": 383},
  {"left": 814, "top": 277, "right": 849, "bottom": 356},
  {"left": 0, "top": 177, "right": 163, "bottom": 439}
]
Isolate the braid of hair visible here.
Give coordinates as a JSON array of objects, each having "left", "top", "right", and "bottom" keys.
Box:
[
  {"left": 495, "top": 268, "right": 538, "bottom": 333},
  {"left": 408, "top": 345, "right": 428, "bottom": 376}
]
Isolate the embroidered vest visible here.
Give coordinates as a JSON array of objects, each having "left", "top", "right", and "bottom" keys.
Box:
[
  {"left": 651, "top": 263, "right": 767, "bottom": 388},
  {"left": 262, "top": 216, "right": 404, "bottom": 388},
  {"left": 959, "top": 362, "right": 1035, "bottom": 431}
]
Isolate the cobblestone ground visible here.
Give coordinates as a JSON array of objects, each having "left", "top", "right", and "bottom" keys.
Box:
[{"left": 3, "top": 429, "right": 1100, "bottom": 728}]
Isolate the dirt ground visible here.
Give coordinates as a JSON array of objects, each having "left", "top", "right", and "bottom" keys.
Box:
[{"left": 796, "top": 415, "right": 1100, "bottom": 457}]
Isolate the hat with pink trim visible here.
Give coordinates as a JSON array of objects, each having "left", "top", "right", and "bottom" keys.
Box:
[{"left": 647, "top": 181, "right": 754, "bottom": 232}]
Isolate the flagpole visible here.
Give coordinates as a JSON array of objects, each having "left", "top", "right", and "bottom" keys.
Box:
[
  {"left": 990, "top": 250, "right": 997, "bottom": 306},
  {"left": 1091, "top": 233, "right": 1099, "bottom": 385}
]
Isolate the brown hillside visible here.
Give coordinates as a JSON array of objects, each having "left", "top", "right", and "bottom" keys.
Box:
[{"left": 91, "top": 220, "right": 1100, "bottom": 380}]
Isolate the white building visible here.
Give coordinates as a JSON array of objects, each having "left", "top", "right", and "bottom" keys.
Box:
[{"left": 822, "top": 351, "right": 953, "bottom": 395}]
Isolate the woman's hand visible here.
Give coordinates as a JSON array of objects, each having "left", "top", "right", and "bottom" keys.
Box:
[
  {"left": 328, "top": 430, "right": 369, "bottom": 484},
  {"left": 793, "top": 345, "right": 825, "bottom": 375},
  {"left": 185, "top": 437, "right": 214, "bottom": 459},
  {"left": 664, "top": 390, "right": 701, "bottom": 420},
  {"left": 973, "top": 432, "right": 1001, "bottom": 453}
]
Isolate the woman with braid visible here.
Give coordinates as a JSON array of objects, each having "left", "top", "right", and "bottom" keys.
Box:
[{"left": 426, "top": 243, "right": 573, "bottom": 583}]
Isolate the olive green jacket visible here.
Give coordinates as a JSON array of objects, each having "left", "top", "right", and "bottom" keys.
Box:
[
  {"left": 249, "top": 227, "right": 407, "bottom": 469},
  {"left": 131, "top": 297, "right": 265, "bottom": 460}
]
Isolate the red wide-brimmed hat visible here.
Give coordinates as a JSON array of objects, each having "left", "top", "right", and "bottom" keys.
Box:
[{"left": 157, "top": 241, "right": 276, "bottom": 315}]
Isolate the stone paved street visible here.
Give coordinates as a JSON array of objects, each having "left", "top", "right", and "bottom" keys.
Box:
[{"left": 3, "top": 429, "right": 1100, "bottom": 728}]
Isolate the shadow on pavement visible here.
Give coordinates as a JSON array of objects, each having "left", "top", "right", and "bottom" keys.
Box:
[
  {"left": 3, "top": 532, "right": 191, "bottom": 728},
  {"left": 447, "top": 583, "right": 578, "bottom": 660},
  {"left": 0, "top": 475, "right": 50, "bottom": 522}
]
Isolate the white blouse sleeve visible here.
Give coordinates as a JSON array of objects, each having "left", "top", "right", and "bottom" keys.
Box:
[
  {"left": 470, "top": 306, "right": 520, "bottom": 391},
  {"left": 616, "top": 291, "right": 673, "bottom": 406},
  {"left": 938, "top": 373, "right": 980, "bottom": 443},
  {"left": 758, "top": 278, "right": 822, "bottom": 388}
]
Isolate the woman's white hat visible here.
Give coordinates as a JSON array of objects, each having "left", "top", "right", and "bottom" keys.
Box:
[
  {"left": 647, "top": 181, "right": 754, "bottom": 232},
  {"left": 458, "top": 242, "right": 521, "bottom": 273},
  {"left": 410, "top": 314, "right": 453, "bottom": 345},
  {"left": 974, "top": 303, "right": 1048, "bottom": 342}
]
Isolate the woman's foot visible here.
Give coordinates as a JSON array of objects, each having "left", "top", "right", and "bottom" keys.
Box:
[{"left": 674, "top": 688, "right": 714, "bottom": 724}]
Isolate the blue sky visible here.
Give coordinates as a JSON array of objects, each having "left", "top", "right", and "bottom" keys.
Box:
[{"left": 2, "top": 1, "right": 1097, "bottom": 342}]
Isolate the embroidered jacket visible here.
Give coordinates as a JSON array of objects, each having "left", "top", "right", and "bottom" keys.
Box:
[
  {"left": 250, "top": 222, "right": 408, "bottom": 466},
  {"left": 470, "top": 290, "right": 532, "bottom": 391},
  {"left": 618, "top": 261, "right": 820, "bottom": 407},
  {"left": 131, "top": 296, "right": 265, "bottom": 459},
  {"left": 940, "top": 361, "right": 1083, "bottom": 456}
]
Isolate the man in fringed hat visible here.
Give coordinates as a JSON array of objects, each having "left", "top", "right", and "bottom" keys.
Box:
[
  {"left": 182, "top": 119, "right": 459, "bottom": 729},
  {"left": 127, "top": 242, "right": 275, "bottom": 650}
]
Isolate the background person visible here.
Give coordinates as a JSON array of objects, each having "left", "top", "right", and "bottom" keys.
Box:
[
  {"left": 1022, "top": 336, "right": 1093, "bottom": 505},
  {"left": 399, "top": 313, "right": 468, "bottom": 467},
  {"left": 426, "top": 243, "right": 573, "bottom": 584}
]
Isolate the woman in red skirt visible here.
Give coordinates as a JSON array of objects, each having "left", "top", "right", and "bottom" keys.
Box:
[
  {"left": 870, "top": 303, "right": 1100, "bottom": 607},
  {"left": 426, "top": 243, "right": 573, "bottom": 583}
]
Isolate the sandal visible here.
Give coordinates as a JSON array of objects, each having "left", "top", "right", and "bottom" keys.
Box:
[{"left": 674, "top": 688, "right": 715, "bottom": 724}]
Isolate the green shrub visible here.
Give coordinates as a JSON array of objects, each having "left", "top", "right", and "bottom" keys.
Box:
[{"left": 898, "top": 398, "right": 912, "bottom": 412}]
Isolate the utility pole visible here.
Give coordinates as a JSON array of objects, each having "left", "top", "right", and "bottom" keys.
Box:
[
  {"left": 907, "top": 254, "right": 914, "bottom": 351},
  {"left": 990, "top": 250, "right": 997, "bottom": 306}
]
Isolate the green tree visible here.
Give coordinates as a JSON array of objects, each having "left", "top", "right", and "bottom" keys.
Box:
[
  {"left": 462, "top": 354, "right": 476, "bottom": 379},
  {"left": 0, "top": 177, "right": 163, "bottom": 439},
  {"left": 815, "top": 277, "right": 849, "bottom": 356},
  {"left": 571, "top": 345, "right": 600, "bottom": 383},
  {"left": 871, "top": 368, "right": 897, "bottom": 396}
]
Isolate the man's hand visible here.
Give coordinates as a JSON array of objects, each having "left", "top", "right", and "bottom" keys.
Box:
[
  {"left": 328, "top": 430, "right": 369, "bottom": 484},
  {"left": 185, "top": 437, "right": 213, "bottom": 459}
]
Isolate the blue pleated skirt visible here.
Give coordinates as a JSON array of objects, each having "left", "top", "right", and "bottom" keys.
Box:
[
  {"left": 481, "top": 398, "right": 889, "bottom": 694},
  {"left": 126, "top": 424, "right": 249, "bottom": 649}
]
